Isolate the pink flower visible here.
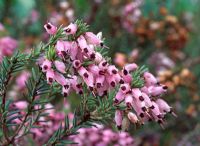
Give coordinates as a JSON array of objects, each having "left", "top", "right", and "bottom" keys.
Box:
[
  {"left": 132, "top": 88, "right": 142, "bottom": 99},
  {"left": 72, "top": 60, "right": 81, "bottom": 69},
  {"left": 13, "top": 101, "right": 28, "bottom": 110},
  {"left": 54, "top": 60, "right": 66, "bottom": 73},
  {"left": 0, "top": 23, "right": 4, "bottom": 31},
  {"left": 63, "top": 41, "right": 72, "bottom": 52},
  {"left": 106, "top": 74, "right": 117, "bottom": 88},
  {"left": 115, "top": 90, "right": 125, "bottom": 103},
  {"left": 77, "top": 35, "right": 88, "bottom": 52},
  {"left": 41, "top": 59, "right": 52, "bottom": 72},
  {"left": 114, "top": 110, "right": 123, "bottom": 129},
  {"left": 69, "top": 41, "right": 78, "bottom": 60},
  {"left": 62, "top": 86, "right": 71, "bottom": 97},
  {"left": 121, "top": 73, "right": 132, "bottom": 83},
  {"left": 143, "top": 72, "right": 158, "bottom": 86},
  {"left": 84, "top": 32, "right": 101, "bottom": 46},
  {"left": 54, "top": 72, "right": 67, "bottom": 87},
  {"left": 64, "top": 23, "right": 77, "bottom": 35},
  {"left": 88, "top": 64, "right": 100, "bottom": 76},
  {"left": 31, "top": 128, "right": 43, "bottom": 138},
  {"left": 156, "top": 99, "right": 172, "bottom": 114},
  {"left": 44, "top": 22, "right": 57, "bottom": 35},
  {"left": 96, "top": 75, "right": 105, "bottom": 88},
  {"left": 94, "top": 52, "right": 103, "bottom": 63},
  {"left": 78, "top": 66, "right": 94, "bottom": 90},
  {"left": 123, "top": 63, "right": 138, "bottom": 74},
  {"left": 69, "top": 76, "right": 83, "bottom": 95},
  {"left": 46, "top": 69, "right": 55, "bottom": 84},
  {"left": 107, "top": 65, "right": 118, "bottom": 75},
  {"left": 151, "top": 101, "right": 162, "bottom": 118},
  {"left": 148, "top": 85, "right": 167, "bottom": 96},
  {"left": 125, "top": 94, "right": 133, "bottom": 108},
  {"left": 142, "top": 92, "right": 153, "bottom": 108},
  {"left": 127, "top": 112, "right": 139, "bottom": 124},
  {"left": 16, "top": 71, "right": 30, "bottom": 89},
  {"left": 120, "top": 83, "right": 131, "bottom": 93},
  {"left": 56, "top": 40, "right": 66, "bottom": 57},
  {"left": 0, "top": 37, "right": 18, "bottom": 58}
]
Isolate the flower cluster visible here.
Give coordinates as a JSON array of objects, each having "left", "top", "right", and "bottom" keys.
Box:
[
  {"left": 69, "top": 125, "right": 134, "bottom": 146},
  {"left": 148, "top": 52, "right": 175, "bottom": 73},
  {"left": 122, "top": 0, "right": 143, "bottom": 33},
  {"left": 11, "top": 100, "right": 134, "bottom": 146},
  {"left": 114, "top": 70, "right": 177, "bottom": 129},
  {"left": 10, "top": 100, "right": 70, "bottom": 145},
  {"left": 41, "top": 21, "right": 174, "bottom": 129}
]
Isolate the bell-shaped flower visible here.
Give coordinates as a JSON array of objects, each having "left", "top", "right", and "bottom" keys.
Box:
[
  {"left": 41, "top": 59, "right": 52, "bottom": 72},
  {"left": 84, "top": 32, "right": 101, "bottom": 45},
  {"left": 64, "top": 23, "right": 77, "bottom": 35},
  {"left": 115, "top": 110, "right": 123, "bottom": 130},
  {"left": 46, "top": 69, "right": 55, "bottom": 84},
  {"left": 44, "top": 22, "right": 57, "bottom": 35},
  {"left": 54, "top": 60, "right": 66, "bottom": 73},
  {"left": 127, "top": 112, "right": 139, "bottom": 124}
]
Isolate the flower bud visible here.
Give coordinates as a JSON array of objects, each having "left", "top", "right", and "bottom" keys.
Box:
[
  {"left": 127, "top": 112, "right": 139, "bottom": 124},
  {"left": 143, "top": 72, "right": 158, "bottom": 86},
  {"left": 44, "top": 22, "right": 57, "bottom": 35},
  {"left": 64, "top": 23, "right": 77, "bottom": 35},
  {"left": 148, "top": 85, "right": 167, "bottom": 96},
  {"left": 123, "top": 63, "right": 138, "bottom": 73},
  {"left": 115, "top": 110, "right": 123, "bottom": 130},
  {"left": 156, "top": 98, "right": 171, "bottom": 113}
]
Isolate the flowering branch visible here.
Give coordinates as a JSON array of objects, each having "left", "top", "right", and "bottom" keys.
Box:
[{"left": 0, "top": 19, "right": 175, "bottom": 145}]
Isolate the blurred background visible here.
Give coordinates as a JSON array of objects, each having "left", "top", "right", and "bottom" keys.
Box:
[{"left": 0, "top": 0, "right": 200, "bottom": 145}]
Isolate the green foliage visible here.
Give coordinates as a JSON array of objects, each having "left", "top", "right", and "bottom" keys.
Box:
[
  {"left": 0, "top": 52, "right": 27, "bottom": 97},
  {"left": 131, "top": 65, "right": 149, "bottom": 88},
  {"left": 46, "top": 46, "right": 56, "bottom": 61},
  {"left": 75, "top": 19, "right": 89, "bottom": 37}
]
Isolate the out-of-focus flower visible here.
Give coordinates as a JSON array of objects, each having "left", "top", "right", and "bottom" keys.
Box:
[
  {"left": 114, "top": 53, "right": 127, "bottom": 67},
  {"left": 0, "top": 23, "right": 5, "bottom": 31},
  {"left": 0, "top": 36, "right": 18, "bottom": 62},
  {"left": 121, "top": 0, "right": 143, "bottom": 33},
  {"left": 148, "top": 52, "right": 175, "bottom": 73},
  {"left": 30, "top": 10, "right": 40, "bottom": 23},
  {"left": 16, "top": 71, "right": 31, "bottom": 90},
  {"left": 12, "top": 101, "right": 28, "bottom": 110},
  {"left": 69, "top": 124, "right": 135, "bottom": 146}
]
